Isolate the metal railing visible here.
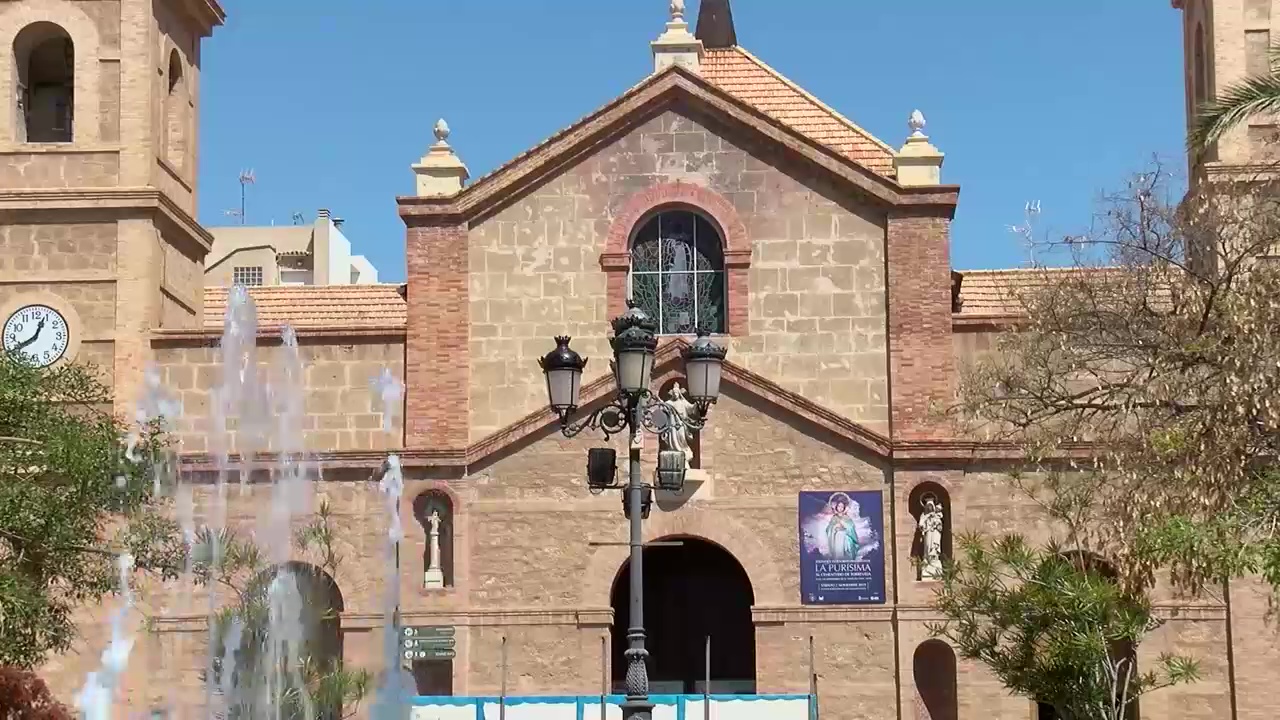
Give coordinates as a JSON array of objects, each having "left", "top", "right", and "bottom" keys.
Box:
[{"left": 407, "top": 634, "right": 822, "bottom": 720}]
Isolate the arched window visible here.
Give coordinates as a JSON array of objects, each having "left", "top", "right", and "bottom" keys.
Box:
[
  {"left": 908, "top": 482, "right": 952, "bottom": 582},
  {"left": 165, "top": 49, "right": 188, "bottom": 169},
  {"left": 912, "top": 640, "right": 958, "bottom": 720},
  {"left": 630, "top": 210, "right": 727, "bottom": 335},
  {"left": 14, "top": 22, "right": 74, "bottom": 143},
  {"left": 413, "top": 490, "right": 455, "bottom": 589}
]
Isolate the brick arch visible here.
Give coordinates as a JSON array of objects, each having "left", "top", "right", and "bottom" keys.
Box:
[
  {"left": 401, "top": 479, "right": 465, "bottom": 536},
  {"left": 581, "top": 507, "right": 785, "bottom": 606},
  {"left": 600, "top": 181, "right": 751, "bottom": 335},
  {"left": 1, "top": 0, "right": 104, "bottom": 143},
  {"left": 400, "top": 479, "right": 469, "bottom": 598}
]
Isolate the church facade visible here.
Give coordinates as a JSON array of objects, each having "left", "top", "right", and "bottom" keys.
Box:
[{"left": 2, "top": 0, "right": 1278, "bottom": 718}]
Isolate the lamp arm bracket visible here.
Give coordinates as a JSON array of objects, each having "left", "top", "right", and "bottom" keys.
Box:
[
  {"left": 558, "top": 390, "right": 715, "bottom": 439},
  {"left": 558, "top": 398, "right": 630, "bottom": 440}
]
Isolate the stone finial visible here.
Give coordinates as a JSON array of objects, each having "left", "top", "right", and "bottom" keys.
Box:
[
  {"left": 652, "top": 0, "right": 703, "bottom": 74},
  {"left": 908, "top": 109, "right": 926, "bottom": 138},
  {"left": 894, "top": 109, "right": 945, "bottom": 187},
  {"left": 412, "top": 117, "right": 469, "bottom": 197}
]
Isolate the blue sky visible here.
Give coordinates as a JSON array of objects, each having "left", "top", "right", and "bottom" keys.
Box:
[{"left": 198, "top": 0, "right": 1188, "bottom": 283}]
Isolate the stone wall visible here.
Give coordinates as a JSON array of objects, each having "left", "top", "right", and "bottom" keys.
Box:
[
  {"left": 36, "top": 376, "right": 1250, "bottom": 719},
  {"left": 0, "top": 219, "right": 117, "bottom": 274},
  {"left": 151, "top": 338, "right": 405, "bottom": 454},
  {"left": 466, "top": 107, "right": 888, "bottom": 442}
]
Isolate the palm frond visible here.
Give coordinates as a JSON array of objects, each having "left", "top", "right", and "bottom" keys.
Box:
[{"left": 1189, "top": 73, "right": 1280, "bottom": 154}]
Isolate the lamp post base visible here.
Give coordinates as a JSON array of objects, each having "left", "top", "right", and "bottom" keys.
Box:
[{"left": 620, "top": 699, "right": 654, "bottom": 720}]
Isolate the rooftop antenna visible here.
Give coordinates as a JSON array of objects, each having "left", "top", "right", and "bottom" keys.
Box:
[
  {"left": 291, "top": 212, "right": 305, "bottom": 225},
  {"left": 236, "top": 169, "right": 256, "bottom": 225}
]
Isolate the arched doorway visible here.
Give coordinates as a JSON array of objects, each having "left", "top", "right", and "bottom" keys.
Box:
[
  {"left": 610, "top": 536, "right": 755, "bottom": 695},
  {"left": 912, "top": 639, "right": 957, "bottom": 720}
]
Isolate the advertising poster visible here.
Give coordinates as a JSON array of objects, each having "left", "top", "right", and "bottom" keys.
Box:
[{"left": 798, "top": 490, "right": 886, "bottom": 605}]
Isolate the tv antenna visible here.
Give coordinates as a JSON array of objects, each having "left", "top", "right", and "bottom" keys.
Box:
[{"left": 223, "top": 169, "right": 257, "bottom": 225}]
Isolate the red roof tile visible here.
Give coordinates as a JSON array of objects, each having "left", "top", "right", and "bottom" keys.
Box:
[
  {"left": 701, "top": 47, "right": 897, "bottom": 175},
  {"left": 203, "top": 285, "right": 406, "bottom": 329}
]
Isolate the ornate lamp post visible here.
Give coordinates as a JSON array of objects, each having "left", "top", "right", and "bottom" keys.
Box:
[{"left": 538, "top": 302, "right": 727, "bottom": 720}]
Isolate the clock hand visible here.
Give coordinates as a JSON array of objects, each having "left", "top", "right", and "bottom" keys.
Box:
[{"left": 13, "top": 318, "right": 46, "bottom": 352}]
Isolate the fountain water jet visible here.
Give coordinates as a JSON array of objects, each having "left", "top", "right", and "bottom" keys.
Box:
[{"left": 77, "top": 286, "right": 409, "bottom": 720}]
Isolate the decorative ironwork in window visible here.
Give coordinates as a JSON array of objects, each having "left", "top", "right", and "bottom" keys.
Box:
[
  {"left": 232, "top": 266, "right": 264, "bottom": 287},
  {"left": 629, "top": 211, "right": 727, "bottom": 335}
]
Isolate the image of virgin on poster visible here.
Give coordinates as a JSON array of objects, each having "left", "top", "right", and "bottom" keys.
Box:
[{"left": 798, "top": 490, "right": 886, "bottom": 605}]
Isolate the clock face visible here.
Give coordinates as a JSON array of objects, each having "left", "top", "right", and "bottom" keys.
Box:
[{"left": 3, "top": 304, "right": 70, "bottom": 368}]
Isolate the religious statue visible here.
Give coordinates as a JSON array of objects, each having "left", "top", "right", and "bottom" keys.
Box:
[
  {"left": 424, "top": 509, "right": 445, "bottom": 589},
  {"left": 661, "top": 382, "right": 697, "bottom": 468},
  {"left": 825, "top": 493, "right": 861, "bottom": 561},
  {"left": 918, "top": 495, "right": 945, "bottom": 581}
]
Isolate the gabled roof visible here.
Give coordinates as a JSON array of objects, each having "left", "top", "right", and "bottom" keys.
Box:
[
  {"left": 953, "top": 266, "right": 1176, "bottom": 318},
  {"left": 202, "top": 285, "right": 406, "bottom": 329},
  {"left": 701, "top": 47, "right": 896, "bottom": 175},
  {"left": 399, "top": 66, "right": 957, "bottom": 224},
  {"left": 955, "top": 268, "right": 1075, "bottom": 316}
]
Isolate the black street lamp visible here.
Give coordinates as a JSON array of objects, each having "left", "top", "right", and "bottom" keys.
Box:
[{"left": 538, "top": 302, "right": 727, "bottom": 720}]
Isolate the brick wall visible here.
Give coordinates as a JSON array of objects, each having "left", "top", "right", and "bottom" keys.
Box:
[
  {"left": 465, "top": 109, "right": 888, "bottom": 441},
  {"left": 886, "top": 213, "right": 955, "bottom": 440},
  {"left": 405, "top": 223, "right": 470, "bottom": 450}
]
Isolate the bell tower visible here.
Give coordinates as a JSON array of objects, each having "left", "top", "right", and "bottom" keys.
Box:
[
  {"left": 1174, "top": 0, "right": 1277, "bottom": 172},
  {"left": 0, "top": 0, "right": 224, "bottom": 411}
]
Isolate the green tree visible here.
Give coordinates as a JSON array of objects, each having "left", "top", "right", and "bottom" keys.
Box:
[
  {"left": 933, "top": 165, "right": 1280, "bottom": 717},
  {"left": 0, "top": 353, "right": 185, "bottom": 669},
  {"left": 193, "top": 500, "right": 371, "bottom": 720},
  {"left": 954, "top": 165, "right": 1280, "bottom": 593},
  {"left": 931, "top": 534, "right": 1199, "bottom": 720}
]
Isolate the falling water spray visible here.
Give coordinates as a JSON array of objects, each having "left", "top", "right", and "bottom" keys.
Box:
[{"left": 370, "top": 369, "right": 407, "bottom": 720}]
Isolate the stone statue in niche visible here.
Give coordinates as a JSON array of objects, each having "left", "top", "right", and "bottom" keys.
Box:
[
  {"left": 661, "top": 382, "right": 697, "bottom": 469},
  {"left": 424, "top": 508, "right": 445, "bottom": 589},
  {"left": 918, "top": 495, "right": 945, "bottom": 581}
]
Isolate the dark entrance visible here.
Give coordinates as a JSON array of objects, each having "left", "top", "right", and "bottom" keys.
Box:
[{"left": 610, "top": 536, "right": 756, "bottom": 695}]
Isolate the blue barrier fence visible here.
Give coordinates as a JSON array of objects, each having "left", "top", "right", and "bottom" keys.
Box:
[{"left": 405, "top": 694, "right": 814, "bottom": 720}]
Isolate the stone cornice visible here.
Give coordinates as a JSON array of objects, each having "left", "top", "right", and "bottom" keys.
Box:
[
  {"left": 146, "top": 602, "right": 1226, "bottom": 631},
  {"left": 396, "top": 66, "right": 959, "bottom": 227},
  {"left": 150, "top": 325, "right": 407, "bottom": 346},
  {"left": 0, "top": 187, "right": 214, "bottom": 250},
  {"left": 168, "top": 0, "right": 226, "bottom": 37}
]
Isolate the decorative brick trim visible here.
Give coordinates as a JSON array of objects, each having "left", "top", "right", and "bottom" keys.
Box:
[
  {"left": 405, "top": 222, "right": 470, "bottom": 450},
  {"left": 887, "top": 211, "right": 957, "bottom": 441},
  {"left": 601, "top": 181, "right": 752, "bottom": 335}
]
